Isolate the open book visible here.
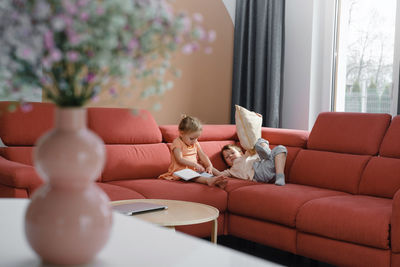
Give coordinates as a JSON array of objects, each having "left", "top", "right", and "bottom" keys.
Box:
[{"left": 173, "top": 168, "right": 213, "bottom": 181}]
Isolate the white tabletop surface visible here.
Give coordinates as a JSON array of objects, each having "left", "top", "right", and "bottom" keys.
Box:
[{"left": 0, "top": 198, "right": 282, "bottom": 267}]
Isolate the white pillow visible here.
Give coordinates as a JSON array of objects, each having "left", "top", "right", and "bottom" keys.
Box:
[{"left": 235, "top": 105, "right": 262, "bottom": 152}]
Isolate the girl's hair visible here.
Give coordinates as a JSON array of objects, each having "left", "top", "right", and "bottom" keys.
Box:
[
  {"left": 178, "top": 115, "right": 202, "bottom": 133},
  {"left": 221, "top": 144, "right": 243, "bottom": 165}
]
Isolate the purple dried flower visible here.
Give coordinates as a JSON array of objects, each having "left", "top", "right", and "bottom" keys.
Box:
[
  {"left": 67, "top": 30, "right": 80, "bottom": 45},
  {"left": 109, "top": 87, "right": 117, "bottom": 97},
  {"left": 67, "top": 51, "right": 80, "bottom": 62},
  {"left": 91, "top": 95, "right": 99, "bottom": 103},
  {"left": 78, "top": 0, "right": 90, "bottom": 7},
  {"left": 182, "top": 17, "right": 191, "bottom": 33},
  {"left": 63, "top": 1, "right": 78, "bottom": 15},
  {"left": 181, "top": 43, "right": 193, "bottom": 55},
  {"left": 22, "top": 48, "right": 32, "bottom": 59},
  {"left": 41, "top": 57, "right": 52, "bottom": 69},
  {"left": 96, "top": 7, "right": 105, "bottom": 15},
  {"left": 87, "top": 50, "right": 94, "bottom": 58},
  {"left": 128, "top": 38, "right": 139, "bottom": 51},
  {"left": 60, "top": 14, "right": 73, "bottom": 27},
  {"left": 208, "top": 30, "right": 217, "bottom": 42},
  {"left": 50, "top": 49, "right": 62, "bottom": 62},
  {"left": 44, "top": 31, "right": 54, "bottom": 50},
  {"left": 86, "top": 73, "right": 96, "bottom": 83},
  {"left": 80, "top": 12, "right": 89, "bottom": 21},
  {"left": 193, "top": 13, "right": 203, "bottom": 23}
]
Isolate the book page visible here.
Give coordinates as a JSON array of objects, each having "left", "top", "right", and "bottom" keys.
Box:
[{"left": 173, "top": 169, "right": 213, "bottom": 181}]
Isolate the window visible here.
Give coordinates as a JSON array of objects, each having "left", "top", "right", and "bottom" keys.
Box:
[{"left": 333, "top": 0, "right": 400, "bottom": 115}]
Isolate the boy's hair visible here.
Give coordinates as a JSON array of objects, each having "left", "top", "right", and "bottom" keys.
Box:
[
  {"left": 221, "top": 144, "right": 243, "bottom": 165},
  {"left": 178, "top": 115, "right": 202, "bottom": 133}
]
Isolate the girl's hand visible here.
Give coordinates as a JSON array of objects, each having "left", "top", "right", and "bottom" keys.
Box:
[
  {"left": 194, "top": 163, "right": 205, "bottom": 173},
  {"left": 206, "top": 166, "right": 213, "bottom": 174}
]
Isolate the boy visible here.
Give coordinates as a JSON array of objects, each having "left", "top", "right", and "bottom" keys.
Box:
[{"left": 213, "top": 138, "right": 287, "bottom": 185}]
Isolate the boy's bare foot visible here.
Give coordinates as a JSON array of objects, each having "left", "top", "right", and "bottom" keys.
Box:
[
  {"left": 207, "top": 175, "right": 228, "bottom": 189},
  {"left": 215, "top": 178, "right": 228, "bottom": 189}
]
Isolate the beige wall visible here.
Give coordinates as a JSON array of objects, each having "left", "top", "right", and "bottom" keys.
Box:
[{"left": 90, "top": 0, "right": 234, "bottom": 125}]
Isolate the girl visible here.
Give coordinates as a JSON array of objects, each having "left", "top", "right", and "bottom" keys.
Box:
[{"left": 159, "top": 115, "right": 227, "bottom": 189}]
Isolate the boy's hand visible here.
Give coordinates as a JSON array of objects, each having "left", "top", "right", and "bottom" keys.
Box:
[
  {"left": 205, "top": 166, "right": 213, "bottom": 174},
  {"left": 194, "top": 163, "right": 205, "bottom": 173}
]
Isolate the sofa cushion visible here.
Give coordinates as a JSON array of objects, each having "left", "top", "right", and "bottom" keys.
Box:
[
  {"left": 297, "top": 233, "right": 391, "bottom": 267},
  {"left": 0, "top": 147, "right": 34, "bottom": 166},
  {"left": 359, "top": 157, "right": 400, "bottom": 199},
  {"left": 0, "top": 102, "right": 54, "bottom": 146},
  {"left": 102, "top": 144, "right": 170, "bottom": 182},
  {"left": 228, "top": 214, "right": 297, "bottom": 254},
  {"left": 160, "top": 125, "right": 238, "bottom": 143},
  {"left": 224, "top": 177, "right": 258, "bottom": 192},
  {"left": 108, "top": 179, "right": 228, "bottom": 212},
  {"left": 290, "top": 150, "right": 370, "bottom": 194},
  {"left": 228, "top": 183, "right": 347, "bottom": 227},
  {"left": 380, "top": 115, "right": 400, "bottom": 158},
  {"left": 88, "top": 107, "right": 162, "bottom": 144},
  {"left": 96, "top": 182, "right": 145, "bottom": 201},
  {"left": 297, "top": 195, "right": 392, "bottom": 249},
  {"left": 307, "top": 112, "right": 391, "bottom": 155},
  {"left": 392, "top": 190, "right": 400, "bottom": 253}
]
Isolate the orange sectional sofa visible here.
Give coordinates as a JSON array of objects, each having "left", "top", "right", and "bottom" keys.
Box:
[{"left": 1, "top": 101, "right": 400, "bottom": 267}]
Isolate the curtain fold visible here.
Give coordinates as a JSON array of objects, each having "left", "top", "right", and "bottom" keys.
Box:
[{"left": 231, "top": 0, "right": 285, "bottom": 127}]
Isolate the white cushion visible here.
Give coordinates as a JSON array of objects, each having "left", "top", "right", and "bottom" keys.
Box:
[{"left": 235, "top": 105, "right": 262, "bottom": 151}]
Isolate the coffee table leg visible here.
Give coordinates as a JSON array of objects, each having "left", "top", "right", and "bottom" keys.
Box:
[{"left": 211, "top": 219, "right": 218, "bottom": 244}]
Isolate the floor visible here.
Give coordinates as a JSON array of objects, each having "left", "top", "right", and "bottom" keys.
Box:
[{"left": 215, "top": 236, "right": 336, "bottom": 267}]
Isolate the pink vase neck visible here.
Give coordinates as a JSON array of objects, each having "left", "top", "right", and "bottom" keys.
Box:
[{"left": 55, "top": 108, "right": 87, "bottom": 131}]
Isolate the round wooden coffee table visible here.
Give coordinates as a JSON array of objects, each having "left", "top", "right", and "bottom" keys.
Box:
[{"left": 111, "top": 199, "right": 219, "bottom": 243}]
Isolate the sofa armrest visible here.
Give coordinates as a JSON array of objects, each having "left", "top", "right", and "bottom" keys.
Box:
[
  {"left": 0, "top": 156, "right": 43, "bottom": 193},
  {"left": 392, "top": 189, "right": 400, "bottom": 252},
  {"left": 261, "top": 127, "right": 309, "bottom": 148}
]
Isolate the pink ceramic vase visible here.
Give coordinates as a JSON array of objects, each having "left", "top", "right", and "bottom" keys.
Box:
[{"left": 25, "top": 107, "right": 113, "bottom": 265}]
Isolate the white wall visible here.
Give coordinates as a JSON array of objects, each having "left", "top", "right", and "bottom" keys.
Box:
[
  {"left": 222, "top": 0, "right": 236, "bottom": 24},
  {"left": 283, "top": 0, "right": 336, "bottom": 130},
  {"left": 282, "top": 0, "right": 314, "bottom": 130}
]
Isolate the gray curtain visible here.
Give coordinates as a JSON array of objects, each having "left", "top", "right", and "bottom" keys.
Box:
[{"left": 231, "top": 0, "right": 285, "bottom": 127}]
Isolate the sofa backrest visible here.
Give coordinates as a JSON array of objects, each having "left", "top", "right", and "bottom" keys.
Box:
[
  {"left": 87, "top": 107, "right": 170, "bottom": 182},
  {"left": 290, "top": 112, "right": 391, "bottom": 194},
  {"left": 0, "top": 102, "right": 171, "bottom": 181},
  {"left": 87, "top": 107, "right": 162, "bottom": 144},
  {"left": 359, "top": 116, "right": 400, "bottom": 199},
  {"left": 0, "top": 101, "right": 54, "bottom": 147},
  {"left": 307, "top": 112, "right": 391, "bottom": 155},
  {"left": 0, "top": 102, "right": 55, "bottom": 166}
]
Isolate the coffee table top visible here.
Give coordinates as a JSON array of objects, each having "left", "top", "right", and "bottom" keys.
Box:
[{"left": 111, "top": 199, "right": 219, "bottom": 227}]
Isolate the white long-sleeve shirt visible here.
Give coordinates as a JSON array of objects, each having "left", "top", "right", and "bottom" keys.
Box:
[{"left": 221, "top": 151, "right": 260, "bottom": 180}]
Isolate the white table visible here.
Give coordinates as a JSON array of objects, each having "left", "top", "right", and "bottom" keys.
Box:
[{"left": 0, "top": 199, "right": 282, "bottom": 267}]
